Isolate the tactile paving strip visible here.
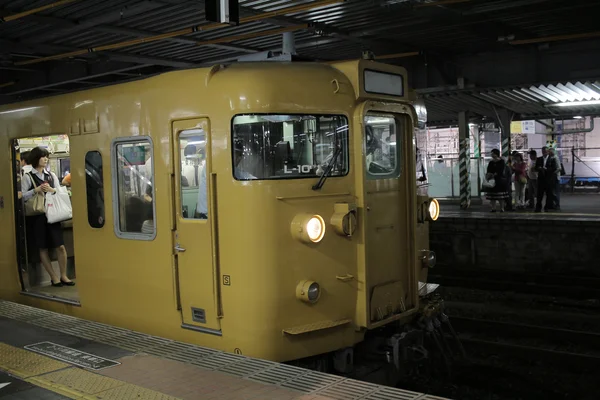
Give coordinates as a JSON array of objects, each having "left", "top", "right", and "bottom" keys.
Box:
[
  {"left": 247, "top": 363, "right": 309, "bottom": 385},
  {"left": 0, "top": 300, "right": 450, "bottom": 400},
  {"left": 0, "top": 342, "right": 69, "bottom": 378},
  {"left": 362, "top": 387, "right": 430, "bottom": 400},
  {"left": 281, "top": 371, "right": 343, "bottom": 393},
  {"left": 61, "top": 322, "right": 129, "bottom": 343},
  {"left": 95, "top": 384, "right": 180, "bottom": 400},
  {"left": 216, "top": 357, "right": 274, "bottom": 377},
  {"left": 33, "top": 315, "right": 88, "bottom": 331},
  {"left": 36, "top": 368, "right": 123, "bottom": 395},
  {"left": 319, "top": 379, "right": 380, "bottom": 400},
  {"left": 188, "top": 351, "right": 246, "bottom": 370},
  {"left": 147, "top": 340, "right": 217, "bottom": 362}
]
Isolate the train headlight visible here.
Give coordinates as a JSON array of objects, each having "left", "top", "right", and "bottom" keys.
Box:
[
  {"left": 296, "top": 280, "right": 321, "bottom": 303},
  {"left": 307, "top": 216, "right": 325, "bottom": 242},
  {"left": 420, "top": 250, "right": 436, "bottom": 268},
  {"left": 291, "top": 214, "right": 326, "bottom": 244},
  {"left": 427, "top": 251, "right": 437, "bottom": 268},
  {"left": 428, "top": 198, "right": 440, "bottom": 221}
]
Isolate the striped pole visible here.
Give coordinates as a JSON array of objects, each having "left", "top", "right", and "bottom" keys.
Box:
[
  {"left": 459, "top": 138, "right": 471, "bottom": 209},
  {"left": 501, "top": 136, "right": 510, "bottom": 158}
]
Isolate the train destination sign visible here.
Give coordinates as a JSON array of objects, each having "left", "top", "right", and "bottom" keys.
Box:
[{"left": 24, "top": 342, "right": 121, "bottom": 371}]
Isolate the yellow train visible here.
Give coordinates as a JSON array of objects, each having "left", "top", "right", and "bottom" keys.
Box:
[{"left": 0, "top": 58, "right": 439, "bottom": 374}]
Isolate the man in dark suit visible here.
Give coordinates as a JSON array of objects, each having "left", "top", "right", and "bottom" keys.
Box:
[{"left": 535, "top": 146, "right": 558, "bottom": 212}]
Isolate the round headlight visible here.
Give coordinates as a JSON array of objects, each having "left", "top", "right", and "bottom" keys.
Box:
[
  {"left": 291, "top": 214, "right": 326, "bottom": 244},
  {"left": 306, "top": 216, "right": 325, "bottom": 242},
  {"left": 427, "top": 251, "right": 437, "bottom": 268},
  {"left": 428, "top": 198, "right": 440, "bottom": 221},
  {"left": 307, "top": 282, "right": 320, "bottom": 302},
  {"left": 296, "top": 280, "right": 321, "bottom": 303}
]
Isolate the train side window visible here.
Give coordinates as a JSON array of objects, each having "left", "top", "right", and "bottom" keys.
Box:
[
  {"left": 178, "top": 129, "right": 207, "bottom": 219},
  {"left": 364, "top": 114, "right": 402, "bottom": 180},
  {"left": 85, "top": 151, "right": 105, "bottom": 228},
  {"left": 111, "top": 138, "right": 155, "bottom": 240}
]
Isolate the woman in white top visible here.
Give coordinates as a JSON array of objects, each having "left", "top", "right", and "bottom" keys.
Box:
[{"left": 21, "top": 147, "right": 74, "bottom": 287}]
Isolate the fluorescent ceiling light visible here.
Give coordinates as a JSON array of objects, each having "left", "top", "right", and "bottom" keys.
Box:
[
  {"left": 573, "top": 116, "right": 583, "bottom": 119},
  {"left": 553, "top": 100, "right": 600, "bottom": 107}
]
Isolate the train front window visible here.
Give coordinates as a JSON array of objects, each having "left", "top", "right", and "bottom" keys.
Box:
[
  {"left": 364, "top": 114, "right": 402, "bottom": 179},
  {"left": 231, "top": 114, "right": 349, "bottom": 180}
]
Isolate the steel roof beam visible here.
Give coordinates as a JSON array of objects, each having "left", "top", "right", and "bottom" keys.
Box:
[
  {"left": 0, "top": 38, "right": 196, "bottom": 69},
  {"left": 158, "top": 0, "right": 412, "bottom": 52},
  {"left": 25, "top": 14, "right": 261, "bottom": 54},
  {"left": 3, "top": 64, "right": 155, "bottom": 96},
  {"left": 198, "top": 36, "right": 342, "bottom": 66},
  {"left": 18, "top": 1, "right": 165, "bottom": 44}
]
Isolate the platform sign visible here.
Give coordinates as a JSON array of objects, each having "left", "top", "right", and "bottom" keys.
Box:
[
  {"left": 510, "top": 120, "right": 536, "bottom": 134},
  {"left": 24, "top": 342, "right": 120, "bottom": 371}
]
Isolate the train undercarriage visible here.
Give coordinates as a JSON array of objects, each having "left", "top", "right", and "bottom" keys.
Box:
[{"left": 290, "top": 289, "right": 466, "bottom": 387}]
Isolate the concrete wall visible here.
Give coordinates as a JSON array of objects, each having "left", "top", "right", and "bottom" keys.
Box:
[{"left": 430, "top": 217, "right": 600, "bottom": 275}]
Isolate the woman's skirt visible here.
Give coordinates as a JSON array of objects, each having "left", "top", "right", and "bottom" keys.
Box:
[
  {"left": 486, "top": 191, "right": 508, "bottom": 200},
  {"left": 26, "top": 214, "right": 64, "bottom": 250}
]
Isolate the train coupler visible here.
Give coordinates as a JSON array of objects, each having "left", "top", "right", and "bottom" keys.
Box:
[{"left": 386, "top": 330, "right": 428, "bottom": 375}]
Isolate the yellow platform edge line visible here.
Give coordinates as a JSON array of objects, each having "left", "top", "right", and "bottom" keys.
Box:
[
  {"left": 0, "top": 342, "right": 182, "bottom": 400},
  {"left": 26, "top": 376, "right": 86, "bottom": 400},
  {"left": 0, "top": 342, "right": 70, "bottom": 379}
]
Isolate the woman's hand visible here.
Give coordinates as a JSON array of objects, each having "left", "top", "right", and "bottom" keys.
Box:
[{"left": 40, "top": 183, "right": 54, "bottom": 193}]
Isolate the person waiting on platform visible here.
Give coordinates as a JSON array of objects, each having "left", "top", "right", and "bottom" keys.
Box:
[
  {"left": 511, "top": 152, "right": 527, "bottom": 209},
  {"left": 20, "top": 147, "right": 74, "bottom": 287},
  {"left": 534, "top": 146, "right": 558, "bottom": 212},
  {"left": 485, "top": 149, "right": 509, "bottom": 212},
  {"left": 526, "top": 150, "right": 538, "bottom": 209},
  {"left": 548, "top": 146, "right": 563, "bottom": 211}
]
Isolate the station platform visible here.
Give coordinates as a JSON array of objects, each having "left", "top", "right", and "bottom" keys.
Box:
[
  {"left": 439, "top": 193, "right": 600, "bottom": 222},
  {"left": 0, "top": 300, "right": 447, "bottom": 400}
]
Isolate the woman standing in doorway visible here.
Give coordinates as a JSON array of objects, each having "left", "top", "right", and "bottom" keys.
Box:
[
  {"left": 485, "top": 149, "right": 509, "bottom": 212},
  {"left": 21, "top": 147, "right": 74, "bottom": 287}
]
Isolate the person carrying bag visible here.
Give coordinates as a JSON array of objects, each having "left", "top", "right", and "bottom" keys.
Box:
[
  {"left": 24, "top": 174, "right": 46, "bottom": 216},
  {"left": 20, "top": 147, "right": 75, "bottom": 287},
  {"left": 45, "top": 185, "right": 72, "bottom": 224}
]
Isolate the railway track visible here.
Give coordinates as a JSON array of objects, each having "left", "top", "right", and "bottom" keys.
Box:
[
  {"left": 428, "top": 267, "right": 600, "bottom": 375},
  {"left": 450, "top": 316, "right": 600, "bottom": 371},
  {"left": 429, "top": 268, "right": 600, "bottom": 300}
]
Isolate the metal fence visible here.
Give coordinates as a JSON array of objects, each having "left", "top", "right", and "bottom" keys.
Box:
[
  {"left": 425, "top": 148, "right": 600, "bottom": 199},
  {"left": 426, "top": 156, "right": 486, "bottom": 199}
]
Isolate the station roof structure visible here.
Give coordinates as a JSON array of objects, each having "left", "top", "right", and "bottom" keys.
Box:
[{"left": 1, "top": 0, "right": 600, "bottom": 124}]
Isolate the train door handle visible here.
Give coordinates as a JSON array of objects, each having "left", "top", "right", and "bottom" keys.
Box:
[{"left": 174, "top": 244, "right": 186, "bottom": 253}]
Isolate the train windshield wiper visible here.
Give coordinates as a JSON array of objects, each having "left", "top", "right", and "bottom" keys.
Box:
[{"left": 312, "top": 143, "right": 342, "bottom": 191}]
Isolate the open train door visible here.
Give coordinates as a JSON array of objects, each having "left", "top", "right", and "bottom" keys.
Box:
[{"left": 171, "top": 118, "right": 222, "bottom": 335}]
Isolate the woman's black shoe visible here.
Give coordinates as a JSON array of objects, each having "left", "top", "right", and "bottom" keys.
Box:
[
  {"left": 51, "top": 281, "right": 63, "bottom": 287},
  {"left": 60, "top": 279, "right": 75, "bottom": 286}
]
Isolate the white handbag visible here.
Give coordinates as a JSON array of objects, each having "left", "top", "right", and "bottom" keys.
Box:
[
  {"left": 482, "top": 178, "right": 496, "bottom": 188},
  {"left": 45, "top": 186, "right": 73, "bottom": 224}
]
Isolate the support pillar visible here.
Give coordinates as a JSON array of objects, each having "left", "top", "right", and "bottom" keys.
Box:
[
  {"left": 496, "top": 108, "right": 514, "bottom": 210},
  {"left": 458, "top": 111, "right": 471, "bottom": 209},
  {"left": 497, "top": 109, "right": 513, "bottom": 159}
]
